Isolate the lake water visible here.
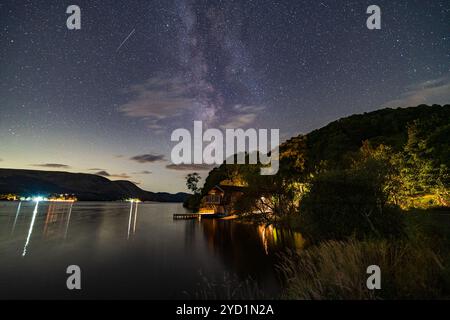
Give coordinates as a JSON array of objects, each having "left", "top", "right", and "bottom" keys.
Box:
[{"left": 0, "top": 201, "right": 303, "bottom": 299}]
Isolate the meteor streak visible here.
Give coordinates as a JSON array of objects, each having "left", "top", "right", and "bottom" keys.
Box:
[{"left": 116, "top": 28, "right": 136, "bottom": 53}]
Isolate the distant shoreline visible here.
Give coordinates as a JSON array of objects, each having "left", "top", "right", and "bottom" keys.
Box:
[
  {"left": 0, "top": 199, "right": 186, "bottom": 204},
  {"left": 0, "top": 168, "right": 189, "bottom": 203}
]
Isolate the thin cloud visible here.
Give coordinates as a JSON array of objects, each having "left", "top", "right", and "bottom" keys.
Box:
[
  {"left": 166, "top": 163, "right": 214, "bottom": 171},
  {"left": 119, "top": 68, "right": 262, "bottom": 130},
  {"left": 383, "top": 77, "right": 450, "bottom": 108},
  {"left": 31, "top": 163, "right": 71, "bottom": 169},
  {"left": 222, "top": 113, "right": 257, "bottom": 129},
  {"left": 112, "top": 173, "right": 131, "bottom": 179},
  {"left": 88, "top": 168, "right": 106, "bottom": 171},
  {"left": 119, "top": 76, "right": 199, "bottom": 124},
  {"left": 221, "top": 105, "right": 264, "bottom": 129},
  {"left": 95, "top": 171, "right": 131, "bottom": 179},
  {"left": 132, "top": 170, "right": 152, "bottom": 174},
  {"left": 95, "top": 170, "right": 111, "bottom": 176},
  {"left": 130, "top": 154, "right": 165, "bottom": 163}
]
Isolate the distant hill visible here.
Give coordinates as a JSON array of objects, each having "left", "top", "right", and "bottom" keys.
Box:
[
  {"left": 0, "top": 168, "right": 189, "bottom": 202},
  {"left": 283, "top": 104, "right": 450, "bottom": 171}
]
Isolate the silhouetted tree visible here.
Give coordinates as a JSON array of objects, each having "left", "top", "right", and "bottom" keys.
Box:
[{"left": 186, "top": 173, "right": 201, "bottom": 195}]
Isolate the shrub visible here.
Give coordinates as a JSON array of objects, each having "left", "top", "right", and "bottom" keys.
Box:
[
  {"left": 183, "top": 193, "right": 202, "bottom": 211},
  {"left": 299, "top": 167, "right": 405, "bottom": 241}
]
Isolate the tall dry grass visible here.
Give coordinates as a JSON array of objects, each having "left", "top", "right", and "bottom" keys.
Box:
[
  {"left": 186, "top": 271, "right": 268, "bottom": 300},
  {"left": 277, "top": 239, "right": 446, "bottom": 300}
]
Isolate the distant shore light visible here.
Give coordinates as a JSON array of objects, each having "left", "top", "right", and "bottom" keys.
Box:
[{"left": 32, "top": 196, "right": 44, "bottom": 202}]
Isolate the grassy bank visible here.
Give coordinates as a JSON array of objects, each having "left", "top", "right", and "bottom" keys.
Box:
[{"left": 276, "top": 208, "right": 450, "bottom": 300}]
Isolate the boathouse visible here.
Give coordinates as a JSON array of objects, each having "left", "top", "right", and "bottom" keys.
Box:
[{"left": 199, "top": 184, "right": 245, "bottom": 215}]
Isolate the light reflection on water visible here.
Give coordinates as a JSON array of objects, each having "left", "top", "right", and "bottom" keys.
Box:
[
  {"left": 0, "top": 201, "right": 302, "bottom": 299},
  {"left": 257, "top": 224, "right": 305, "bottom": 255}
]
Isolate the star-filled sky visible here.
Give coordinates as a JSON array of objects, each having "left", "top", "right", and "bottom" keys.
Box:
[{"left": 0, "top": 0, "right": 449, "bottom": 192}]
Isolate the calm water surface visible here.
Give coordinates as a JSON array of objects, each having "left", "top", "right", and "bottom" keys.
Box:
[{"left": 0, "top": 201, "right": 303, "bottom": 299}]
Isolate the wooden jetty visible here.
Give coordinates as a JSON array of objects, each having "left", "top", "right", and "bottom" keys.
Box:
[
  {"left": 173, "top": 213, "right": 228, "bottom": 220},
  {"left": 173, "top": 213, "right": 201, "bottom": 220}
]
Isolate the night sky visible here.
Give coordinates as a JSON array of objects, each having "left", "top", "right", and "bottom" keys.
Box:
[{"left": 0, "top": 0, "right": 449, "bottom": 192}]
